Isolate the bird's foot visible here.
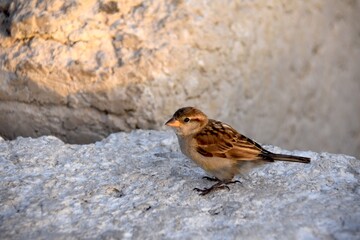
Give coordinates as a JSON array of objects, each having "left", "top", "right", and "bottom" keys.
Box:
[
  {"left": 193, "top": 179, "right": 241, "bottom": 196},
  {"left": 202, "top": 176, "right": 242, "bottom": 185},
  {"left": 193, "top": 183, "right": 230, "bottom": 196}
]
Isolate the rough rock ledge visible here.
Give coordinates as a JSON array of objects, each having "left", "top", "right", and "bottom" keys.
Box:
[{"left": 0, "top": 130, "right": 359, "bottom": 239}]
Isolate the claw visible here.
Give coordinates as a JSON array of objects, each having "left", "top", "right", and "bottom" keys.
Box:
[
  {"left": 193, "top": 187, "right": 205, "bottom": 192},
  {"left": 228, "top": 180, "right": 242, "bottom": 185},
  {"left": 202, "top": 176, "right": 219, "bottom": 182},
  {"left": 223, "top": 185, "right": 230, "bottom": 191},
  {"left": 193, "top": 187, "right": 212, "bottom": 196}
]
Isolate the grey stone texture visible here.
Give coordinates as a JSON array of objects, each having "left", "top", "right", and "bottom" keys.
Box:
[
  {"left": 0, "top": 131, "right": 359, "bottom": 239},
  {"left": 0, "top": 0, "right": 360, "bottom": 156}
]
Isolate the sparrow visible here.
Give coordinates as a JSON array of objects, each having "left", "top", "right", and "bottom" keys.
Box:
[{"left": 165, "top": 107, "right": 311, "bottom": 195}]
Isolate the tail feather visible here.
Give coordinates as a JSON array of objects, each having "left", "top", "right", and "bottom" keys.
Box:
[{"left": 261, "top": 152, "right": 311, "bottom": 164}]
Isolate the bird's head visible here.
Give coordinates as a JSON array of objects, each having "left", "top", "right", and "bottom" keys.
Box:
[{"left": 165, "top": 107, "right": 208, "bottom": 136}]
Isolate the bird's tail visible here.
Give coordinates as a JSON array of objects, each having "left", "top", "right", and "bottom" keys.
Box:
[{"left": 261, "top": 152, "right": 311, "bottom": 163}]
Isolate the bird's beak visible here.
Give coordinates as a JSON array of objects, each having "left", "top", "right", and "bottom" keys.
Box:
[{"left": 165, "top": 117, "right": 181, "bottom": 127}]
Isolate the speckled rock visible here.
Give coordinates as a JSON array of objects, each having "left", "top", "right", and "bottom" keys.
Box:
[
  {"left": 0, "top": 0, "right": 360, "bottom": 157},
  {"left": 0, "top": 131, "right": 359, "bottom": 239}
]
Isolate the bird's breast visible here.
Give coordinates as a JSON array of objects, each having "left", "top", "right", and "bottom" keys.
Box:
[{"left": 176, "top": 135, "right": 237, "bottom": 181}]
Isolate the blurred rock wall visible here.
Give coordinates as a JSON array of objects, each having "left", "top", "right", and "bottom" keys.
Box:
[{"left": 0, "top": 0, "right": 359, "bottom": 156}]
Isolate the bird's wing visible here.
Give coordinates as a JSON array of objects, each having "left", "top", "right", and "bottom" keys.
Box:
[{"left": 194, "top": 120, "right": 265, "bottom": 160}]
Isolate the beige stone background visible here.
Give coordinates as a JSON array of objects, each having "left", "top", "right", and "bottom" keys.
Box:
[{"left": 0, "top": 0, "right": 359, "bottom": 157}]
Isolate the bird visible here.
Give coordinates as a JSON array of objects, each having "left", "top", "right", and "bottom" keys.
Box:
[{"left": 165, "top": 107, "right": 311, "bottom": 195}]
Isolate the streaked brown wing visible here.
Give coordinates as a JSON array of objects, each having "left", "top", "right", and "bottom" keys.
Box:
[{"left": 195, "top": 120, "right": 264, "bottom": 160}]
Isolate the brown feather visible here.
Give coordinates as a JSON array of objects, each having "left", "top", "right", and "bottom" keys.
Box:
[{"left": 195, "top": 120, "right": 265, "bottom": 161}]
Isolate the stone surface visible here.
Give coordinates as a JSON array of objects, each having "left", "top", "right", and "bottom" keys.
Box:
[
  {"left": 0, "top": 0, "right": 360, "bottom": 156},
  {"left": 0, "top": 130, "right": 359, "bottom": 239}
]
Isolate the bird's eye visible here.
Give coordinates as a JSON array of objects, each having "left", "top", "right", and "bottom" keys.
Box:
[{"left": 184, "top": 117, "right": 190, "bottom": 123}]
